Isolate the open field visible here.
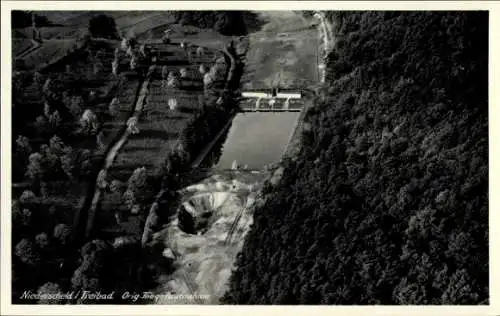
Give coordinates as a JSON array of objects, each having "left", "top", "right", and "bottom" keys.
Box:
[
  {"left": 18, "top": 39, "right": 79, "bottom": 70},
  {"left": 241, "top": 11, "right": 319, "bottom": 90},
  {"left": 12, "top": 38, "right": 34, "bottom": 56}
]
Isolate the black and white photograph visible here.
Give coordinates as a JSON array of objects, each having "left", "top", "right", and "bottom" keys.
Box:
[{"left": 1, "top": 0, "right": 496, "bottom": 313}]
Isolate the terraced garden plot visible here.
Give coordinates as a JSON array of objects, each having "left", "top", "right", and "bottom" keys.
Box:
[
  {"left": 20, "top": 39, "right": 79, "bottom": 69},
  {"left": 97, "top": 79, "right": 206, "bottom": 238},
  {"left": 15, "top": 26, "right": 87, "bottom": 40},
  {"left": 109, "top": 80, "right": 204, "bottom": 180}
]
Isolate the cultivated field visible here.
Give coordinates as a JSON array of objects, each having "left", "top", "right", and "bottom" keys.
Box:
[
  {"left": 13, "top": 11, "right": 175, "bottom": 72},
  {"left": 19, "top": 39, "right": 79, "bottom": 69},
  {"left": 15, "top": 26, "right": 86, "bottom": 40}
]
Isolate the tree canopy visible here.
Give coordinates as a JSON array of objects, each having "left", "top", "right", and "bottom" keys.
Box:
[
  {"left": 173, "top": 11, "right": 259, "bottom": 36},
  {"left": 222, "top": 11, "right": 488, "bottom": 305},
  {"left": 88, "top": 14, "right": 119, "bottom": 39}
]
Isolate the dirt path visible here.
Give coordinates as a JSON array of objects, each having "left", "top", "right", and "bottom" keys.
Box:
[
  {"left": 85, "top": 63, "right": 156, "bottom": 237},
  {"left": 16, "top": 39, "right": 41, "bottom": 58}
]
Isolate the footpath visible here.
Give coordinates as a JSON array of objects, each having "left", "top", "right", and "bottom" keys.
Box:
[{"left": 85, "top": 63, "right": 157, "bottom": 237}]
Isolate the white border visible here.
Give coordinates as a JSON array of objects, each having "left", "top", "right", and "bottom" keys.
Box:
[{"left": 1, "top": 1, "right": 499, "bottom": 315}]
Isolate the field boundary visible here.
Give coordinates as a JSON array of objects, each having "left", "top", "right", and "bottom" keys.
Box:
[{"left": 15, "top": 39, "right": 41, "bottom": 58}]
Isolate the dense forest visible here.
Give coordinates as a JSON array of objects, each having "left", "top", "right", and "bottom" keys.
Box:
[
  {"left": 173, "top": 11, "right": 261, "bottom": 36},
  {"left": 222, "top": 11, "right": 488, "bottom": 304},
  {"left": 88, "top": 14, "right": 120, "bottom": 39},
  {"left": 12, "top": 11, "right": 57, "bottom": 28}
]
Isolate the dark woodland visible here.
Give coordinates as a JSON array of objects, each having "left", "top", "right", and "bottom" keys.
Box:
[{"left": 222, "top": 11, "right": 489, "bottom": 305}]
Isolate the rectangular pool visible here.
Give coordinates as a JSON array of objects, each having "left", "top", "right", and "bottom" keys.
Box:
[{"left": 213, "top": 112, "right": 301, "bottom": 170}]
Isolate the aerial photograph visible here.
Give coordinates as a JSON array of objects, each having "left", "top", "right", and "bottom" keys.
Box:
[{"left": 9, "top": 9, "right": 488, "bottom": 305}]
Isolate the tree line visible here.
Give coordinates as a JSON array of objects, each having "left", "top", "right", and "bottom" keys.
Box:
[
  {"left": 173, "top": 11, "right": 261, "bottom": 36},
  {"left": 11, "top": 17, "right": 148, "bottom": 303}
]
